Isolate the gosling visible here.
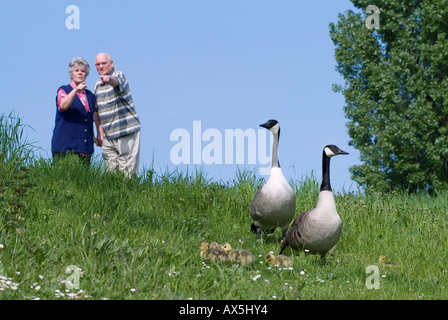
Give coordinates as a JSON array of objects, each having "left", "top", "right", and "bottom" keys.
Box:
[
  {"left": 199, "top": 241, "right": 231, "bottom": 264},
  {"left": 379, "top": 255, "right": 395, "bottom": 266},
  {"left": 221, "top": 242, "right": 255, "bottom": 267},
  {"left": 265, "top": 253, "right": 293, "bottom": 267},
  {"left": 199, "top": 241, "right": 209, "bottom": 259}
]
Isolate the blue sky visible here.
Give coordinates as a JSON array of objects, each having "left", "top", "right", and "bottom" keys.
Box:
[{"left": 1, "top": 0, "right": 361, "bottom": 191}]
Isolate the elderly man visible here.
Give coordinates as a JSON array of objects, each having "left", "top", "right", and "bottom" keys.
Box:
[{"left": 93, "top": 53, "right": 141, "bottom": 177}]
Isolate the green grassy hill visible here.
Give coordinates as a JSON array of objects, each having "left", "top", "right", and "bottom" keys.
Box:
[{"left": 1, "top": 113, "right": 447, "bottom": 300}]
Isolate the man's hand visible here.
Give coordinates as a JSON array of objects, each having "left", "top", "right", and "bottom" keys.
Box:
[
  {"left": 100, "top": 75, "right": 110, "bottom": 85},
  {"left": 100, "top": 74, "right": 118, "bottom": 88}
]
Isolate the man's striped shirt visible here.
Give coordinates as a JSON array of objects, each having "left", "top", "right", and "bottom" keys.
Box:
[{"left": 94, "top": 69, "right": 140, "bottom": 139}]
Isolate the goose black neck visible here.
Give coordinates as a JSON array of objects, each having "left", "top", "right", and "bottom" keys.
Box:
[
  {"left": 320, "top": 151, "right": 332, "bottom": 192},
  {"left": 271, "top": 130, "right": 280, "bottom": 168}
]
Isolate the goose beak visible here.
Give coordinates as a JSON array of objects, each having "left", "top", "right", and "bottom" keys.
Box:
[
  {"left": 324, "top": 145, "right": 349, "bottom": 158},
  {"left": 259, "top": 122, "right": 269, "bottom": 129}
]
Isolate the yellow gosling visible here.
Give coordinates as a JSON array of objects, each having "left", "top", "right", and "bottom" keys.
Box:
[
  {"left": 379, "top": 255, "right": 395, "bottom": 266},
  {"left": 199, "top": 241, "right": 209, "bottom": 259},
  {"left": 265, "top": 253, "right": 293, "bottom": 267},
  {"left": 221, "top": 242, "right": 255, "bottom": 267},
  {"left": 200, "top": 241, "right": 231, "bottom": 263}
]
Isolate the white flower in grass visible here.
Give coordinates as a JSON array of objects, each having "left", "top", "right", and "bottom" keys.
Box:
[{"left": 251, "top": 274, "right": 261, "bottom": 281}]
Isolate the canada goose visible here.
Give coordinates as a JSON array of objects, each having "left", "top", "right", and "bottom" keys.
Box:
[
  {"left": 199, "top": 241, "right": 231, "bottom": 263},
  {"left": 265, "top": 253, "right": 293, "bottom": 267},
  {"left": 280, "top": 145, "right": 348, "bottom": 262},
  {"left": 250, "top": 119, "right": 296, "bottom": 241},
  {"left": 221, "top": 242, "right": 255, "bottom": 267}
]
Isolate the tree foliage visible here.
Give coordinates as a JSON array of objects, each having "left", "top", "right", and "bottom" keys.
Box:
[{"left": 330, "top": 0, "right": 448, "bottom": 192}]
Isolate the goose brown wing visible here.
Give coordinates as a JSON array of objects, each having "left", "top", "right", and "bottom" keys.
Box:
[
  {"left": 281, "top": 209, "right": 313, "bottom": 252},
  {"left": 249, "top": 186, "right": 264, "bottom": 219}
]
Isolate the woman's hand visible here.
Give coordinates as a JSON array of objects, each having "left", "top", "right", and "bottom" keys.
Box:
[
  {"left": 93, "top": 137, "right": 103, "bottom": 147},
  {"left": 75, "top": 81, "right": 87, "bottom": 92},
  {"left": 93, "top": 112, "right": 104, "bottom": 147}
]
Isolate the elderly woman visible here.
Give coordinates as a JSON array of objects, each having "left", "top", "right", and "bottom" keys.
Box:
[{"left": 51, "top": 57, "right": 104, "bottom": 164}]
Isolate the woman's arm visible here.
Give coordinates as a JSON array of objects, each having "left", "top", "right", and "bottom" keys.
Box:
[
  {"left": 93, "top": 111, "right": 104, "bottom": 147},
  {"left": 59, "top": 82, "right": 87, "bottom": 112}
]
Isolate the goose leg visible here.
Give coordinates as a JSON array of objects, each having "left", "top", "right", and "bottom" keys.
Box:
[
  {"left": 320, "top": 253, "right": 327, "bottom": 267},
  {"left": 279, "top": 238, "right": 288, "bottom": 255},
  {"left": 281, "top": 229, "right": 287, "bottom": 242}
]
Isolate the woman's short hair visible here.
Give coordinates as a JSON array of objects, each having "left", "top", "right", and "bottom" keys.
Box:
[{"left": 68, "top": 57, "right": 90, "bottom": 76}]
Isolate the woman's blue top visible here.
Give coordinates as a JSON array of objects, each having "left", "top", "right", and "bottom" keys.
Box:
[{"left": 51, "top": 84, "right": 96, "bottom": 155}]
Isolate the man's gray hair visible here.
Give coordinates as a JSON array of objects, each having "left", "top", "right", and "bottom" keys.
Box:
[{"left": 68, "top": 57, "right": 90, "bottom": 76}]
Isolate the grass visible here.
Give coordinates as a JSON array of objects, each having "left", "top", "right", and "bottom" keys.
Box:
[{"left": 1, "top": 113, "right": 448, "bottom": 300}]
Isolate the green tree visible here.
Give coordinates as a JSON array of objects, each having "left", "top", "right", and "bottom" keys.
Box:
[{"left": 330, "top": 0, "right": 448, "bottom": 192}]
